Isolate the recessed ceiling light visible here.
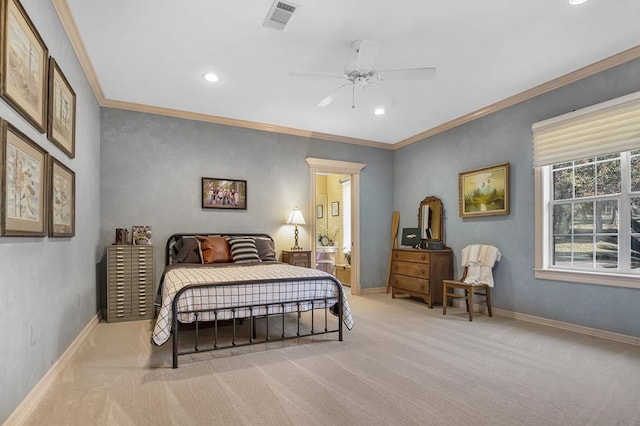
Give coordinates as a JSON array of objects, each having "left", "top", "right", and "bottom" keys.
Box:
[
  {"left": 568, "top": 0, "right": 588, "bottom": 5},
  {"left": 203, "top": 73, "right": 220, "bottom": 82},
  {"left": 374, "top": 107, "right": 385, "bottom": 115}
]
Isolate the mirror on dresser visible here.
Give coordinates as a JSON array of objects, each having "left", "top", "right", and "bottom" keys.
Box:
[{"left": 418, "top": 195, "right": 444, "bottom": 246}]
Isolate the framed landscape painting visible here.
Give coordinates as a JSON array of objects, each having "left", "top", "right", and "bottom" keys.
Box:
[
  {"left": 459, "top": 162, "right": 510, "bottom": 218},
  {"left": 47, "top": 58, "right": 76, "bottom": 158},
  {"left": 202, "top": 177, "right": 247, "bottom": 210},
  {"left": 48, "top": 155, "right": 75, "bottom": 237},
  {"left": 1, "top": 119, "right": 47, "bottom": 236},
  {"left": 0, "top": 0, "right": 49, "bottom": 133}
]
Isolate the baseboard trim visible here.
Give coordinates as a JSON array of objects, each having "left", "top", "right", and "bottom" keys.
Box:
[
  {"left": 359, "top": 286, "right": 387, "bottom": 294},
  {"left": 492, "top": 308, "right": 640, "bottom": 347},
  {"left": 5, "top": 314, "right": 100, "bottom": 425}
]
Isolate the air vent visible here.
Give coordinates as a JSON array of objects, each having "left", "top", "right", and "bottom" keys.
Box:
[{"left": 263, "top": 1, "right": 299, "bottom": 31}]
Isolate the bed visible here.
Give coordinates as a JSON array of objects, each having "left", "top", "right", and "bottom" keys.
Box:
[{"left": 152, "top": 233, "right": 353, "bottom": 367}]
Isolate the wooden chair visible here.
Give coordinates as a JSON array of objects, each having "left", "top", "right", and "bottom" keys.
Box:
[{"left": 442, "top": 267, "right": 492, "bottom": 321}]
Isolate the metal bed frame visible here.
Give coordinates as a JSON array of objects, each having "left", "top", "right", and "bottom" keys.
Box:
[{"left": 163, "top": 234, "right": 344, "bottom": 368}]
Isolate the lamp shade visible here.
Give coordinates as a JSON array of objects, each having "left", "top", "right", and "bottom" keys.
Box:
[{"left": 286, "top": 207, "right": 306, "bottom": 225}]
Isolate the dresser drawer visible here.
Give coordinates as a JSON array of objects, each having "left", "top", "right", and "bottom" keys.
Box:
[
  {"left": 392, "top": 260, "right": 429, "bottom": 278},
  {"left": 392, "top": 275, "right": 430, "bottom": 294},
  {"left": 392, "top": 250, "right": 430, "bottom": 263}
]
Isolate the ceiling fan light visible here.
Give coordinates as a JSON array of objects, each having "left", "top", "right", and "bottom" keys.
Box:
[
  {"left": 374, "top": 107, "right": 385, "bottom": 115},
  {"left": 568, "top": 0, "right": 588, "bottom": 5},
  {"left": 203, "top": 73, "right": 220, "bottom": 82}
]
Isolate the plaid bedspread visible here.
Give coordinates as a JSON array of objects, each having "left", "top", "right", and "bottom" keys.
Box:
[{"left": 152, "top": 263, "right": 353, "bottom": 345}]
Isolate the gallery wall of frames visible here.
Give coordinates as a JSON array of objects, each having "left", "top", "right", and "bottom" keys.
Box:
[{"left": 0, "top": 0, "right": 76, "bottom": 237}]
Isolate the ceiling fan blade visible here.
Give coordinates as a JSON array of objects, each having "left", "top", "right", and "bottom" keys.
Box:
[
  {"left": 354, "top": 40, "right": 380, "bottom": 71},
  {"left": 377, "top": 67, "right": 436, "bottom": 81},
  {"left": 316, "top": 83, "right": 352, "bottom": 107},
  {"left": 289, "top": 70, "right": 347, "bottom": 79}
]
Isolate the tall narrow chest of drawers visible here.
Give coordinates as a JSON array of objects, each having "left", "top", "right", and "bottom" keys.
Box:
[
  {"left": 390, "top": 248, "right": 453, "bottom": 308},
  {"left": 106, "top": 245, "right": 154, "bottom": 322}
]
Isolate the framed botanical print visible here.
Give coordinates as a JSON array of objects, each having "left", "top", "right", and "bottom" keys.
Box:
[
  {"left": 48, "top": 155, "right": 75, "bottom": 237},
  {"left": 1, "top": 119, "right": 47, "bottom": 236},
  {"left": 47, "top": 58, "right": 76, "bottom": 158},
  {"left": 0, "top": 0, "right": 49, "bottom": 133}
]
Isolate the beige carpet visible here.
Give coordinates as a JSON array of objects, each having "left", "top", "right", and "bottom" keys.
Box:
[{"left": 19, "top": 292, "right": 640, "bottom": 426}]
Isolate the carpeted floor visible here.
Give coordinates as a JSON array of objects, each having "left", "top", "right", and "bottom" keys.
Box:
[{"left": 19, "top": 292, "right": 640, "bottom": 425}]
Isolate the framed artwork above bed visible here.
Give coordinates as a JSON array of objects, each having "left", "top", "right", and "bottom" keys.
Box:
[{"left": 202, "top": 177, "right": 247, "bottom": 210}]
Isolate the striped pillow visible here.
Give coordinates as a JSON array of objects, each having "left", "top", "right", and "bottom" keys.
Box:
[{"left": 228, "top": 237, "right": 261, "bottom": 263}]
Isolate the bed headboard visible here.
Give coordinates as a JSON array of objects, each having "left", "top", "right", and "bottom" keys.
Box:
[{"left": 165, "top": 233, "right": 274, "bottom": 266}]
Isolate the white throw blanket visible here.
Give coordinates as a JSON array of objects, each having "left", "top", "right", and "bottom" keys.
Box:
[{"left": 460, "top": 244, "right": 501, "bottom": 287}]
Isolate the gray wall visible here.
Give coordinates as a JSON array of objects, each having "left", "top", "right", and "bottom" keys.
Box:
[
  {"left": 0, "top": 0, "right": 101, "bottom": 422},
  {"left": 100, "top": 109, "right": 393, "bottom": 290},
  {"left": 394, "top": 58, "right": 640, "bottom": 337}
]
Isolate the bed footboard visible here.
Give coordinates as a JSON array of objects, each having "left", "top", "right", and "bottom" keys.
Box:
[{"left": 171, "top": 276, "right": 344, "bottom": 368}]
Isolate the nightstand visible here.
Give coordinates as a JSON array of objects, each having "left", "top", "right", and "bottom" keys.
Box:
[{"left": 281, "top": 250, "right": 312, "bottom": 268}]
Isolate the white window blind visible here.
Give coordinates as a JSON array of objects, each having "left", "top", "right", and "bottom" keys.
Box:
[
  {"left": 341, "top": 179, "right": 351, "bottom": 251},
  {"left": 532, "top": 90, "right": 640, "bottom": 167}
]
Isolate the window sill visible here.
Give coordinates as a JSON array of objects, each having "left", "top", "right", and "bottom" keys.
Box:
[{"left": 534, "top": 268, "right": 640, "bottom": 289}]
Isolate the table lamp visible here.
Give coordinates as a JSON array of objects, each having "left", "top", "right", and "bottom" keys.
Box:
[{"left": 286, "top": 207, "right": 306, "bottom": 251}]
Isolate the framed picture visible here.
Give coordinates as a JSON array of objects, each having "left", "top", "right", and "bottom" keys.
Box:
[
  {"left": 48, "top": 155, "right": 75, "bottom": 237},
  {"left": 459, "top": 162, "right": 509, "bottom": 218},
  {"left": 331, "top": 201, "right": 339, "bottom": 216},
  {"left": 132, "top": 225, "right": 152, "bottom": 245},
  {"left": 1, "top": 119, "right": 47, "bottom": 236},
  {"left": 202, "top": 177, "right": 247, "bottom": 210},
  {"left": 316, "top": 204, "right": 323, "bottom": 219},
  {"left": 0, "top": 0, "right": 49, "bottom": 133},
  {"left": 47, "top": 58, "right": 76, "bottom": 158}
]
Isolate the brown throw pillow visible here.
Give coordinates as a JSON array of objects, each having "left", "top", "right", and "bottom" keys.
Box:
[{"left": 196, "top": 236, "right": 232, "bottom": 263}]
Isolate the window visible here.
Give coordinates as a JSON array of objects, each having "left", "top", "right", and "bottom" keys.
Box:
[
  {"left": 549, "top": 151, "right": 639, "bottom": 272},
  {"left": 533, "top": 90, "right": 640, "bottom": 288}
]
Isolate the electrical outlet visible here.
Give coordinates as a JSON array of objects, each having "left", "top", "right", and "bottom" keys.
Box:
[{"left": 30, "top": 325, "right": 36, "bottom": 345}]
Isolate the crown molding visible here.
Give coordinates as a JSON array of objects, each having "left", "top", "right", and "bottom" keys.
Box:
[
  {"left": 53, "top": 0, "right": 640, "bottom": 151},
  {"left": 52, "top": 0, "right": 105, "bottom": 101},
  {"left": 392, "top": 44, "right": 640, "bottom": 150}
]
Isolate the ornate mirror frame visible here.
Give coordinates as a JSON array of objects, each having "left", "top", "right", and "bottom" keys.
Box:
[{"left": 418, "top": 196, "right": 444, "bottom": 243}]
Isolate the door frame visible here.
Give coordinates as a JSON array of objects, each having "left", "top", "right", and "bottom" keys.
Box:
[{"left": 306, "top": 158, "right": 366, "bottom": 295}]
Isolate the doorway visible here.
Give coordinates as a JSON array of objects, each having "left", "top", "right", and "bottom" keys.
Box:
[
  {"left": 315, "top": 173, "right": 350, "bottom": 285},
  {"left": 306, "top": 158, "right": 366, "bottom": 295}
]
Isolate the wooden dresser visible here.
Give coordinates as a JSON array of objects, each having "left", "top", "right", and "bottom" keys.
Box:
[
  {"left": 390, "top": 247, "right": 453, "bottom": 308},
  {"left": 106, "top": 245, "right": 154, "bottom": 322}
]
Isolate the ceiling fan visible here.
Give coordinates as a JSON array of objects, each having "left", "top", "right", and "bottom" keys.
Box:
[{"left": 290, "top": 40, "right": 436, "bottom": 109}]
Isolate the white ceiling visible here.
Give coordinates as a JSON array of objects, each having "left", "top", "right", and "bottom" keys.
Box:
[{"left": 60, "top": 0, "right": 640, "bottom": 146}]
